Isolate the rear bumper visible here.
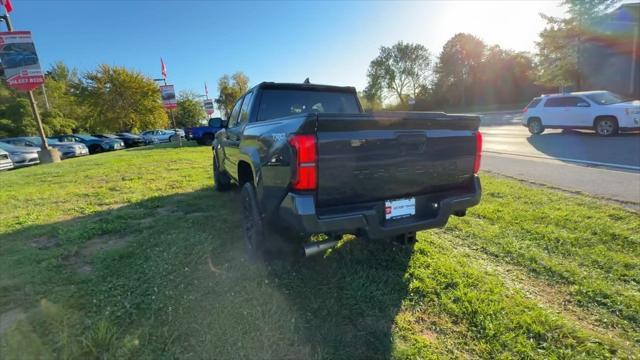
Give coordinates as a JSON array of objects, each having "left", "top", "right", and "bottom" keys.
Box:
[{"left": 278, "top": 176, "right": 481, "bottom": 239}]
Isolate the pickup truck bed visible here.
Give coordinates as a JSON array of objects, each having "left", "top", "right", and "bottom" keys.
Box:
[{"left": 212, "top": 82, "right": 482, "bottom": 261}]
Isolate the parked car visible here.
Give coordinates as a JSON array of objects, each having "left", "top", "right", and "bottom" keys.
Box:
[
  {"left": 0, "top": 148, "right": 14, "bottom": 171},
  {"left": 140, "top": 129, "right": 182, "bottom": 143},
  {"left": 94, "top": 133, "right": 146, "bottom": 148},
  {"left": 186, "top": 118, "right": 224, "bottom": 145},
  {"left": 50, "top": 134, "right": 124, "bottom": 154},
  {"left": 213, "top": 82, "right": 482, "bottom": 261},
  {"left": 0, "top": 141, "right": 40, "bottom": 168},
  {"left": 522, "top": 91, "right": 640, "bottom": 136},
  {"left": 1, "top": 136, "right": 89, "bottom": 159}
]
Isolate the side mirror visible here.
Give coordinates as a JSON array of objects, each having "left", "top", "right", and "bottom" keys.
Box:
[
  {"left": 577, "top": 102, "right": 590, "bottom": 107},
  {"left": 221, "top": 119, "right": 229, "bottom": 128}
]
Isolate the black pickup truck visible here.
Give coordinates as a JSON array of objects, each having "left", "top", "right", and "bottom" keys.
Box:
[{"left": 213, "top": 82, "right": 482, "bottom": 261}]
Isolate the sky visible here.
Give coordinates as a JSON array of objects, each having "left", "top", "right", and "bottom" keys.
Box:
[{"left": 7, "top": 0, "right": 568, "bottom": 96}]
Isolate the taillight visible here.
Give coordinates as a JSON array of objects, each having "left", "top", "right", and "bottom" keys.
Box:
[
  {"left": 289, "top": 134, "right": 317, "bottom": 191},
  {"left": 473, "top": 131, "right": 482, "bottom": 174},
  {"left": 522, "top": 106, "right": 528, "bottom": 113}
]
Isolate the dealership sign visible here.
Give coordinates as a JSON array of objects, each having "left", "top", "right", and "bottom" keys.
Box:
[
  {"left": 0, "top": 31, "right": 45, "bottom": 92},
  {"left": 160, "top": 84, "right": 177, "bottom": 109},
  {"left": 203, "top": 98, "right": 214, "bottom": 115}
]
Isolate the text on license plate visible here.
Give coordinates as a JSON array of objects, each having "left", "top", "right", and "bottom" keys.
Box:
[{"left": 385, "top": 198, "right": 416, "bottom": 220}]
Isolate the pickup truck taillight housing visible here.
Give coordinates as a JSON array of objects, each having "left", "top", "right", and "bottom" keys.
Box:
[
  {"left": 474, "top": 131, "right": 483, "bottom": 174},
  {"left": 289, "top": 134, "right": 317, "bottom": 191}
]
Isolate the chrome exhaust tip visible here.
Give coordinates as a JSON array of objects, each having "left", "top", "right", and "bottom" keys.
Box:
[{"left": 303, "top": 240, "right": 339, "bottom": 257}]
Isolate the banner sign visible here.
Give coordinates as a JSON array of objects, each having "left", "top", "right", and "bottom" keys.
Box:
[
  {"left": 0, "top": 31, "right": 45, "bottom": 92},
  {"left": 160, "top": 84, "right": 177, "bottom": 109},
  {"left": 203, "top": 98, "right": 214, "bottom": 115}
]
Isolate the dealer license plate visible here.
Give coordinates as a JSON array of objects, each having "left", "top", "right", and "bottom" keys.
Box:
[{"left": 385, "top": 198, "right": 416, "bottom": 220}]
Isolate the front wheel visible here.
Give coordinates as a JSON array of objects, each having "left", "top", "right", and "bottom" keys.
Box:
[
  {"left": 528, "top": 118, "right": 544, "bottom": 135},
  {"left": 169, "top": 135, "right": 177, "bottom": 142},
  {"left": 595, "top": 117, "right": 618, "bottom": 137}
]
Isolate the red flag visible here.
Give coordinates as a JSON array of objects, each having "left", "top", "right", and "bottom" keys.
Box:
[
  {"left": 204, "top": 82, "right": 208, "bottom": 97},
  {"left": 160, "top": 58, "right": 167, "bottom": 79},
  {"left": 1, "top": 0, "right": 13, "bottom": 13}
]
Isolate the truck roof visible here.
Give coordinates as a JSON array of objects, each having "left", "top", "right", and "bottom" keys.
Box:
[{"left": 257, "top": 81, "right": 357, "bottom": 93}]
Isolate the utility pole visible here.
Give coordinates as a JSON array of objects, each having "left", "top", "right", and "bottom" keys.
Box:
[
  {"left": 41, "top": 82, "right": 50, "bottom": 110},
  {"left": 163, "top": 78, "right": 181, "bottom": 147},
  {"left": 1, "top": 11, "right": 59, "bottom": 163}
]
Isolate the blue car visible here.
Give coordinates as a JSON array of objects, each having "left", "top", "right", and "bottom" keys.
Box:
[{"left": 50, "top": 134, "right": 124, "bottom": 154}]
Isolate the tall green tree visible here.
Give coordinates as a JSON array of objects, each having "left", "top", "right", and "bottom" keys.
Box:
[
  {"left": 215, "top": 72, "right": 249, "bottom": 118},
  {"left": 535, "top": 0, "right": 619, "bottom": 88},
  {"left": 432, "top": 33, "right": 486, "bottom": 108},
  {"left": 365, "top": 41, "right": 432, "bottom": 104},
  {"left": 41, "top": 62, "right": 87, "bottom": 132},
  {"left": 80, "top": 64, "right": 168, "bottom": 132},
  {"left": 0, "top": 98, "right": 35, "bottom": 137},
  {"left": 175, "top": 90, "right": 206, "bottom": 128}
]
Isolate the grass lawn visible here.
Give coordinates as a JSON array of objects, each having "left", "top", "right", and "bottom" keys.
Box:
[{"left": 1, "top": 143, "right": 638, "bottom": 359}]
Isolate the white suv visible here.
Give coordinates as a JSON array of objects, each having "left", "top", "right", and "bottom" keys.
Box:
[{"left": 522, "top": 91, "right": 640, "bottom": 136}]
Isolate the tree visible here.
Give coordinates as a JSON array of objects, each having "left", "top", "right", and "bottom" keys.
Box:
[
  {"left": 80, "top": 64, "right": 168, "bottom": 132},
  {"left": 535, "top": 0, "right": 619, "bottom": 89},
  {"left": 40, "top": 62, "right": 86, "bottom": 132},
  {"left": 0, "top": 98, "right": 35, "bottom": 137},
  {"left": 475, "top": 46, "right": 537, "bottom": 105},
  {"left": 432, "top": 33, "right": 486, "bottom": 108},
  {"left": 175, "top": 90, "right": 206, "bottom": 128},
  {"left": 364, "top": 41, "right": 432, "bottom": 104},
  {"left": 215, "top": 72, "right": 249, "bottom": 118}
]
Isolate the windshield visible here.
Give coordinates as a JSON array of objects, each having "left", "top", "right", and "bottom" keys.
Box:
[
  {"left": 258, "top": 89, "right": 360, "bottom": 121},
  {"left": 75, "top": 134, "right": 100, "bottom": 141},
  {"left": 585, "top": 92, "right": 626, "bottom": 105}
]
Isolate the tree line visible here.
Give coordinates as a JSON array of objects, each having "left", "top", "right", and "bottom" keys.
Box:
[
  {"left": 362, "top": 0, "right": 618, "bottom": 111},
  {"left": 0, "top": 62, "right": 206, "bottom": 138},
  {"left": 0, "top": 0, "right": 616, "bottom": 138}
]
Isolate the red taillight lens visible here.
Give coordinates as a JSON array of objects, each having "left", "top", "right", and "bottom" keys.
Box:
[
  {"left": 522, "top": 106, "right": 528, "bottom": 113},
  {"left": 473, "top": 131, "right": 482, "bottom": 174},
  {"left": 289, "top": 134, "right": 317, "bottom": 191}
]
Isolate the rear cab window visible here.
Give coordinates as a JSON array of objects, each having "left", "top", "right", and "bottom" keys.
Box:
[{"left": 257, "top": 89, "right": 361, "bottom": 122}]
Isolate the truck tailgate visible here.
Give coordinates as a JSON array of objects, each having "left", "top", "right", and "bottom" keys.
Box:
[{"left": 316, "top": 112, "right": 480, "bottom": 208}]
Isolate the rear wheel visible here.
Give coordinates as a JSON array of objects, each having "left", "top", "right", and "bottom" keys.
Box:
[
  {"left": 213, "top": 150, "right": 231, "bottom": 192},
  {"left": 528, "top": 118, "right": 544, "bottom": 135},
  {"left": 169, "top": 135, "right": 177, "bottom": 142},
  {"left": 241, "top": 183, "right": 287, "bottom": 263},
  {"left": 594, "top": 117, "right": 618, "bottom": 137}
]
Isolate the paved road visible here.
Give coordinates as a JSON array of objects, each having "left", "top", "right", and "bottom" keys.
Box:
[{"left": 478, "top": 112, "right": 640, "bottom": 206}]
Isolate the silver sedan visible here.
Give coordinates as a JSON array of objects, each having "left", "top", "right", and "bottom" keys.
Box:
[{"left": 0, "top": 141, "right": 39, "bottom": 168}]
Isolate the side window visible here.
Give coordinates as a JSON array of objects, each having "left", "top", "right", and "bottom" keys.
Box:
[
  {"left": 228, "top": 97, "right": 244, "bottom": 128},
  {"left": 544, "top": 97, "right": 567, "bottom": 107},
  {"left": 238, "top": 92, "right": 254, "bottom": 125},
  {"left": 544, "top": 96, "right": 590, "bottom": 107},
  {"left": 563, "top": 97, "right": 583, "bottom": 107}
]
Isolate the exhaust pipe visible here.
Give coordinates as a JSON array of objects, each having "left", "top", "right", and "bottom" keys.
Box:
[{"left": 303, "top": 240, "right": 339, "bottom": 257}]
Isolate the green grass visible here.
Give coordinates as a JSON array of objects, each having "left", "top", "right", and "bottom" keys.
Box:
[{"left": 1, "top": 143, "right": 638, "bottom": 359}]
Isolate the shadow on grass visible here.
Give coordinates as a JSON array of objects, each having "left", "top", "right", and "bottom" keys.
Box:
[{"left": 0, "top": 187, "right": 411, "bottom": 359}]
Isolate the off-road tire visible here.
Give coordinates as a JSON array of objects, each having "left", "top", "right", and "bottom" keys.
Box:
[{"left": 240, "top": 182, "right": 297, "bottom": 263}]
